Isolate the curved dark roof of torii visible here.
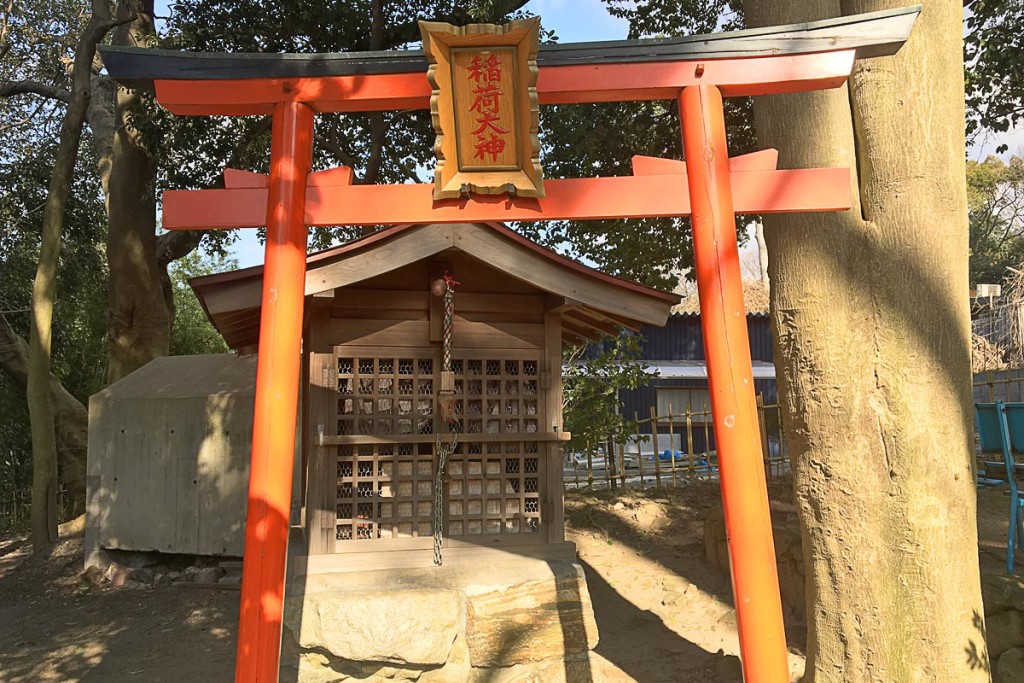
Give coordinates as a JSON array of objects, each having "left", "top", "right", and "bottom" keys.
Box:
[
  {"left": 189, "top": 222, "right": 680, "bottom": 350},
  {"left": 100, "top": 6, "right": 919, "bottom": 90}
]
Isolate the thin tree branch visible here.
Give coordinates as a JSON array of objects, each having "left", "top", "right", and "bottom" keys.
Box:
[
  {"left": 224, "top": 114, "right": 272, "bottom": 171},
  {"left": 0, "top": 0, "right": 16, "bottom": 60},
  {"left": 390, "top": 152, "right": 423, "bottom": 184},
  {"left": 317, "top": 129, "right": 360, "bottom": 174},
  {"left": 0, "top": 80, "right": 71, "bottom": 102}
]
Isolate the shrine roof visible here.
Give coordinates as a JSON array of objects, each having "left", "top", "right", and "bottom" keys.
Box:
[
  {"left": 100, "top": 6, "right": 919, "bottom": 91},
  {"left": 189, "top": 222, "right": 680, "bottom": 351}
]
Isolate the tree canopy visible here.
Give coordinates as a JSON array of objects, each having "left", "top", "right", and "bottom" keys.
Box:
[
  {"left": 965, "top": 0, "right": 1024, "bottom": 148},
  {"left": 968, "top": 155, "right": 1024, "bottom": 286}
]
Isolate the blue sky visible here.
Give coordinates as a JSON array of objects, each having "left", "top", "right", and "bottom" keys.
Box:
[{"left": 527, "top": 0, "right": 628, "bottom": 42}]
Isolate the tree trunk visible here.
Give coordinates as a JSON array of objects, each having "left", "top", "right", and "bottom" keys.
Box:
[
  {"left": 744, "top": 1, "right": 988, "bottom": 680},
  {"left": 0, "top": 315, "right": 88, "bottom": 516},
  {"left": 87, "top": 73, "right": 117, "bottom": 212},
  {"left": 28, "top": 0, "right": 114, "bottom": 551},
  {"left": 105, "top": 0, "right": 167, "bottom": 384},
  {"left": 754, "top": 220, "right": 769, "bottom": 286}
]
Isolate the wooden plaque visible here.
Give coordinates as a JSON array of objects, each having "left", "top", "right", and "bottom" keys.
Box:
[{"left": 419, "top": 17, "right": 544, "bottom": 200}]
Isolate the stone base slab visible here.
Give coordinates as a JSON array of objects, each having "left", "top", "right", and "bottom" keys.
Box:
[{"left": 281, "top": 557, "right": 600, "bottom": 682}]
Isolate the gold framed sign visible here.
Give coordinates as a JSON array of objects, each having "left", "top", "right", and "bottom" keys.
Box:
[{"left": 419, "top": 17, "right": 544, "bottom": 200}]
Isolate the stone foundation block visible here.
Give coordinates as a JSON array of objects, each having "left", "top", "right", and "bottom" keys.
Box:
[
  {"left": 285, "top": 587, "right": 460, "bottom": 666},
  {"left": 465, "top": 563, "right": 598, "bottom": 667},
  {"left": 281, "top": 557, "right": 600, "bottom": 682}
]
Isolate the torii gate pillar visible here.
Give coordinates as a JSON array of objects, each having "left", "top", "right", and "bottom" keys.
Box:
[
  {"left": 681, "top": 84, "right": 789, "bottom": 681},
  {"left": 235, "top": 101, "right": 315, "bottom": 683}
]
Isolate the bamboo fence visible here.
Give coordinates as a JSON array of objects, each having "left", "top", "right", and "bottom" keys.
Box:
[{"left": 565, "top": 392, "right": 788, "bottom": 491}]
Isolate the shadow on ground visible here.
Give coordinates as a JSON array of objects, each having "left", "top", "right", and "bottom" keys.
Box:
[{"left": 0, "top": 532, "right": 238, "bottom": 683}]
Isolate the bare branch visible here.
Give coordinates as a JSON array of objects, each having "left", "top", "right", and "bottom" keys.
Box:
[
  {"left": 317, "top": 129, "right": 360, "bottom": 172},
  {"left": 223, "top": 114, "right": 272, "bottom": 171},
  {"left": 370, "top": 0, "right": 383, "bottom": 49},
  {"left": 0, "top": 80, "right": 71, "bottom": 102},
  {"left": 155, "top": 229, "right": 204, "bottom": 265},
  {"left": 0, "top": 0, "right": 16, "bottom": 60},
  {"left": 0, "top": 96, "right": 48, "bottom": 134},
  {"left": 390, "top": 152, "right": 423, "bottom": 184}
]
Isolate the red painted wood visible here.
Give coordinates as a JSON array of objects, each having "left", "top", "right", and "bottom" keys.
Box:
[
  {"left": 307, "top": 166, "right": 355, "bottom": 187},
  {"left": 223, "top": 168, "right": 269, "bottom": 188},
  {"left": 234, "top": 101, "right": 314, "bottom": 683},
  {"left": 153, "top": 50, "right": 856, "bottom": 116},
  {"left": 681, "top": 84, "right": 788, "bottom": 683},
  {"left": 162, "top": 167, "right": 849, "bottom": 230},
  {"left": 631, "top": 149, "right": 779, "bottom": 176}
]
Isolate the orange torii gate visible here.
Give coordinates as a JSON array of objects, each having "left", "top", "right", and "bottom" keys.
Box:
[{"left": 101, "top": 7, "right": 918, "bottom": 682}]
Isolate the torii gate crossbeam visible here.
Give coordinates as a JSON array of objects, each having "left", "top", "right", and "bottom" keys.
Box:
[{"left": 99, "top": 7, "right": 920, "bottom": 683}]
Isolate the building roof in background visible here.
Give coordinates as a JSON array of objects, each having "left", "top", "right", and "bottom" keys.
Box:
[
  {"left": 672, "top": 279, "right": 770, "bottom": 315},
  {"left": 647, "top": 360, "right": 776, "bottom": 380}
]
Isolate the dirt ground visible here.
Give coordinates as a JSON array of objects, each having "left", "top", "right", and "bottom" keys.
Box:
[
  {"left": 565, "top": 479, "right": 806, "bottom": 683},
  {"left": 0, "top": 479, "right": 1014, "bottom": 683},
  {"left": 0, "top": 531, "right": 237, "bottom": 681}
]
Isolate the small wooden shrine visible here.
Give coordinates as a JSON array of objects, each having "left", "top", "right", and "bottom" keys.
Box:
[{"left": 190, "top": 221, "right": 676, "bottom": 571}]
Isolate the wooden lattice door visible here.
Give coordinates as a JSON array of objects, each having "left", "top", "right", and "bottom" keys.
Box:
[{"left": 331, "top": 347, "right": 546, "bottom": 552}]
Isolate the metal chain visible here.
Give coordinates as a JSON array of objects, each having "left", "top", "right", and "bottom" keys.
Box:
[
  {"left": 433, "top": 277, "right": 458, "bottom": 566},
  {"left": 433, "top": 429, "right": 457, "bottom": 566}
]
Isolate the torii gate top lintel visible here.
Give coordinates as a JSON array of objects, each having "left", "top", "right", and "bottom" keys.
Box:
[
  {"left": 98, "top": 8, "right": 919, "bottom": 683},
  {"left": 101, "top": 5, "right": 919, "bottom": 108}
]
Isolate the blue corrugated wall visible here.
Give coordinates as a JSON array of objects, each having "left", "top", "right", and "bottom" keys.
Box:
[{"left": 637, "top": 313, "right": 774, "bottom": 362}]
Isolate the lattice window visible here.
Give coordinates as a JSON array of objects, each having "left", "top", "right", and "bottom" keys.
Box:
[
  {"left": 335, "top": 443, "right": 437, "bottom": 541},
  {"left": 338, "top": 356, "right": 434, "bottom": 437},
  {"left": 447, "top": 440, "right": 542, "bottom": 536},
  {"left": 333, "top": 351, "right": 544, "bottom": 545},
  {"left": 452, "top": 356, "right": 540, "bottom": 436}
]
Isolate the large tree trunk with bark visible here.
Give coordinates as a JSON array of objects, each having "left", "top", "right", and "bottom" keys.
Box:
[
  {"left": 744, "top": 1, "right": 988, "bottom": 680},
  {"left": 105, "top": 0, "right": 168, "bottom": 384},
  {"left": 28, "top": 0, "right": 114, "bottom": 550}
]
